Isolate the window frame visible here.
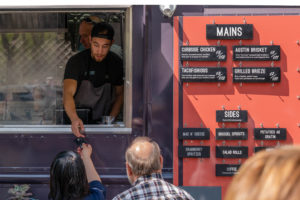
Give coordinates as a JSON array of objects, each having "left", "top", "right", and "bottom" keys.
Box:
[{"left": 0, "top": 6, "right": 132, "bottom": 134}]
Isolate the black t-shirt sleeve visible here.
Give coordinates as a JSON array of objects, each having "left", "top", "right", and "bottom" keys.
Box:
[
  {"left": 110, "top": 54, "right": 124, "bottom": 86},
  {"left": 64, "top": 56, "right": 82, "bottom": 81}
]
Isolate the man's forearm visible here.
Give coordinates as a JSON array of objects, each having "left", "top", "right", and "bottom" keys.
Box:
[{"left": 64, "top": 94, "right": 79, "bottom": 122}]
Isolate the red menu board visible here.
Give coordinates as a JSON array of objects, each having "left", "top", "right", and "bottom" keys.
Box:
[{"left": 173, "top": 16, "right": 300, "bottom": 198}]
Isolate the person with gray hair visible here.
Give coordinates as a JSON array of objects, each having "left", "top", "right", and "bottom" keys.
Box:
[{"left": 112, "top": 136, "right": 194, "bottom": 200}]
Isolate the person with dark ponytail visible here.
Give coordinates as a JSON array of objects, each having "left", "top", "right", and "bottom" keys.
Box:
[{"left": 49, "top": 143, "right": 105, "bottom": 200}]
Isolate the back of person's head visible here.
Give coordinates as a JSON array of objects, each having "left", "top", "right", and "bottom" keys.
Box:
[
  {"left": 225, "top": 145, "right": 300, "bottom": 200},
  {"left": 125, "top": 137, "right": 162, "bottom": 176},
  {"left": 91, "top": 22, "right": 114, "bottom": 41},
  {"left": 79, "top": 16, "right": 105, "bottom": 49},
  {"left": 80, "top": 16, "right": 104, "bottom": 28},
  {"left": 49, "top": 151, "right": 89, "bottom": 200},
  {"left": 83, "top": 16, "right": 103, "bottom": 24}
]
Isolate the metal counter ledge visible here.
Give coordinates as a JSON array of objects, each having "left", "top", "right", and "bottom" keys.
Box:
[{"left": 0, "top": 125, "right": 132, "bottom": 134}]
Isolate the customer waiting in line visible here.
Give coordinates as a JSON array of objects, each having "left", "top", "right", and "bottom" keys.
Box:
[
  {"left": 112, "top": 136, "right": 194, "bottom": 200},
  {"left": 225, "top": 145, "right": 300, "bottom": 200},
  {"left": 49, "top": 143, "right": 105, "bottom": 200}
]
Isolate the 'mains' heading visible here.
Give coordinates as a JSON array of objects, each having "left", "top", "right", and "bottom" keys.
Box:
[{"left": 207, "top": 24, "right": 253, "bottom": 40}]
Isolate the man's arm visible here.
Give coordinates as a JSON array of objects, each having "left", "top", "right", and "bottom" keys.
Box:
[
  {"left": 109, "top": 85, "right": 124, "bottom": 118},
  {"left": 63, "top": 79, "right": 85, "bottom": 137}
]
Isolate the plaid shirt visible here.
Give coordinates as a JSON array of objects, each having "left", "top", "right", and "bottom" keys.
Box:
[{"left": 112, "top": 173, "right": 195, "bottom": 200}]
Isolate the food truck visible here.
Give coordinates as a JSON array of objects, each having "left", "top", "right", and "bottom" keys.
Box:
[{"left": 0, "top": 2, "right": 299, "bottom": 199}]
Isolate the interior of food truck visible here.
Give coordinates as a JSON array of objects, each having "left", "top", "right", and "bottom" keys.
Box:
[{"left": 0, "top": 8, "right": 132, "bottom": 130}]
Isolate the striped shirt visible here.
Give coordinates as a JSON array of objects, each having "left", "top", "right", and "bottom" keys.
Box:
[{"left": 112, "top": 173, "right": 195, "bottom": 200}]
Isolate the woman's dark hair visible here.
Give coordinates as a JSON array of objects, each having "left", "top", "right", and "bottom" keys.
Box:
[{"left": 49, "top": 151, "right": 89, "bottom": 200}]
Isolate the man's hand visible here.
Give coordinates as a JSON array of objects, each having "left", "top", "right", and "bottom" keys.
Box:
[{"left": 71, "top": 118, "right": 85, "bottom": 137}]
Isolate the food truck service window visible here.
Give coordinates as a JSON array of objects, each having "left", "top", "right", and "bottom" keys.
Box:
[{"left": 0, "top": 8, "right": 132, "bottom": 133}]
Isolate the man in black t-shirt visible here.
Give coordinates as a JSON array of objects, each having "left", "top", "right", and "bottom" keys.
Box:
[{"left": 63, "top": 22, "right": 124, "bottom": 137}]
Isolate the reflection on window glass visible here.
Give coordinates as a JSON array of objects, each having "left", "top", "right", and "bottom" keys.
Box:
[{"left": 0, "top": 31, "right": 72, "bottom": 124}]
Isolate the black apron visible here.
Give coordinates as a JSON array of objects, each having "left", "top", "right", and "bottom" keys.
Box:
[{"left": 74, "top": 66, "right": 115, "bottom": 122}]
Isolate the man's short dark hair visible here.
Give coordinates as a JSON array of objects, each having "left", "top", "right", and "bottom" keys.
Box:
[{"left": 91, "top": 22, "right": 114, "bottom": 41}]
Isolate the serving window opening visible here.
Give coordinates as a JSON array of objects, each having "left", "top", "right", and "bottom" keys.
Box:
[{"left": 0, "top": 9, "right": 131, "bottom": 130}]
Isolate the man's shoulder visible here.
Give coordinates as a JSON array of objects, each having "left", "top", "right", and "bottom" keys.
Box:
[
  {"left": 106, "top": 51, "right": 123, "bottom": 64},
  {"left": 112, "top": 188, "right": 132, "bottom": 200},
  {"left": 151, "top": 178, "right": 195, "bottom": 200},
  {"left": 112, "top": 178, "right": 194, "bottom": 200},
  {"left": 64, "top": 49, "right": 90, "bottom": 79},
  {"left": 69, "top": 49, "right": 90, "bottom": 62}
]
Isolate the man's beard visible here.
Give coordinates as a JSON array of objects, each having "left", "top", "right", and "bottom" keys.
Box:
[{"left": 91, "top": 53, "right": 104, "bottom": 62}]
